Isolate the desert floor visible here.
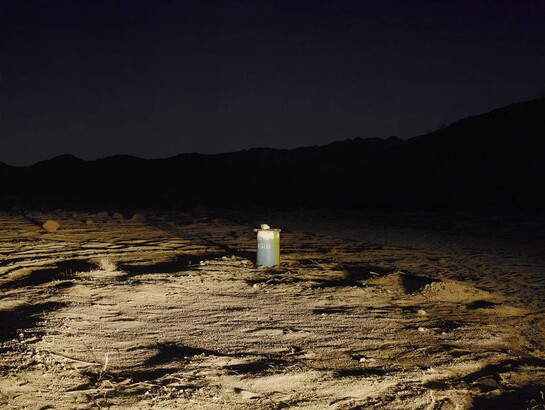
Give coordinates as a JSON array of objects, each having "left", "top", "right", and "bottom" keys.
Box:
[{"left": 1, "top": 209, "right": 544, "bottom": 409}]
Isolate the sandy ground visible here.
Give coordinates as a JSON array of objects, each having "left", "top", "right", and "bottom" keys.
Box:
[{"left": 1, "top": 210, "right": 545, "bottom": 409}]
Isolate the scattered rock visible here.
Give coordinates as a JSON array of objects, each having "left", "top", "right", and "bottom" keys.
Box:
[
  {"left": 42, "top": 220, "right": 60, "bottom": 232},
  {"left": 241, "top": 390, "right": 262, "bottom": 399},
  {"left": 418, "top": 309, "right": 428, "bottom": 316},
  {"left": 85, "top": 219, "right": 94, "bottom": 225},
  {"left": 233, "top": 387, "right": 262, "bottom": 399},
  {"left": 418, "top": 327, "right": 426, "bottom": 332}
]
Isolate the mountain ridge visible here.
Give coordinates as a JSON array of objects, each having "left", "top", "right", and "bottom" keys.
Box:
[{"left": 1, "top": 97, "right": 544, "bottom": 212}]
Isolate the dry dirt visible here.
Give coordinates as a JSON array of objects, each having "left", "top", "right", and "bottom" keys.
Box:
[{"left": 1, "top": 210, "right": 545, "bottom": 409}]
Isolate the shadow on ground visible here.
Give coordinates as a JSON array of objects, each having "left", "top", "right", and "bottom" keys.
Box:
[
  {"left": 0, "top": 302, "right": 67, "bottom": 343},
  {"left": 0, "top": 260, "right": 94, "bottom": 289}
]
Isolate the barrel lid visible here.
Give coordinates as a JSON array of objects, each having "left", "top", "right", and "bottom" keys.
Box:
[{"left": 254, "top": 223, "right": 281, "bottom": 232}]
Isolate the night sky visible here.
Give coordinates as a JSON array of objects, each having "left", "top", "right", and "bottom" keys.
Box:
[{"left": 2, "top": 0, "right": 544, "bottom": 166}]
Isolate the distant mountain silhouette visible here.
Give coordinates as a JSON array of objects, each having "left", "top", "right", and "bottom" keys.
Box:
[
  {"left": 357, "top": 98, "right": 545, "bottom": 211},
  {"left": 1, "top": 98, "right": 544, "bottom": 212},
  {"left": 31, "top": 154, "right": 84, "bottom": 168}
]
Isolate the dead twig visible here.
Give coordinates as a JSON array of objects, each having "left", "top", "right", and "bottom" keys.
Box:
[
  {"left": 44, "top": 351, "right": 102, "bottom": 366},
  {"left": 305, "top": 259, "right": 328, "bottom": 271},
  {"left": 66, "top": 380, "right": 159, "bottom": 395},
  {"left": 98, "top": 353, "right": 109, "bottom": 381},
  {"left": 66, "top": 388, "right": 115, "bottom": 394}
]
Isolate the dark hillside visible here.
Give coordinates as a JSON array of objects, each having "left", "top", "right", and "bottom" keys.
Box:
[
  {"left": 358, "top": 98, "right": 545, "bottom": 211},
  {"left": 1, "top": 98, "right": 543, "bottom": 212}
]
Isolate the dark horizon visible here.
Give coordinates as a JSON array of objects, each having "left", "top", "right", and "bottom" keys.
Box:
[
  {"left": 2, "top": 96, "right": 541, "bottom": 168},
  {"left": 2, "top": 95, "right": 544, "bottom": 213},
  {"left": 2, "top": 0, "right": 545, "bottom": 166}
]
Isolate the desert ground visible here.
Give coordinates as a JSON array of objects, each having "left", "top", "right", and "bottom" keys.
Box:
[{"left": 1, "top": 209, "right": 545, "bottom": 409}]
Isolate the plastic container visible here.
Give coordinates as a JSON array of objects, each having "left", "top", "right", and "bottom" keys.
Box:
[{"left": 254, "top": 224, "right": 281, "bottom": 267}]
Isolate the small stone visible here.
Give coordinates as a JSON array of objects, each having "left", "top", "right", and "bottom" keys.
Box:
[
  {"left": 42, "top": 220, "right": 60, "bottom": 232},
  {"left": 85, "top": 219, "right": 94, "bottom": 225},
  {"left": 417, "top": 309, "right": 427, "bottom": 316},
  {"left": 418, "top": 327, "right": 426, "bottom": 332},
  {"left": 237, "top": 389, "right": 262, "bottom": 399}
]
